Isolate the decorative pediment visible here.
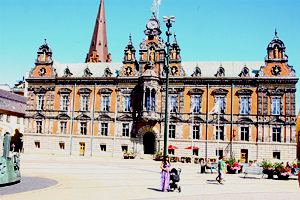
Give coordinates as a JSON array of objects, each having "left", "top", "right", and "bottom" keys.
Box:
[
  {"left": 169, "top": 115, "right": 183, "bottom": 122},
  {"left": 121, "top": 89, "right": 132, "bottom": 94},
  {"left": 212, "top": 88, "right": 229, "bottom": 95},
  {"left": 191, "top": 66, "right": 201, "bottom": 77},
  {"left": 75, "top": 113, "right": 91, "bottom": 120},
  {"left": 188, "top": 88, "right": 204, "bottom": 95},
  {"left": 34, "top": 87, "right": 47, "bottom": 94},
  {"left": 189, "top": 116, "right": 205, "bottom": 122},
  {"left": 117, "top": 114, "right": 132, "bottom": 121},
  {"left": 236, "top": 117, "right": 253, "bottom": 123},
  {"left": 267, "top": 88, "right": 284, "bottom": 96},
  {"left": 78, "top": 88, "right": 92, "bottom": 94},
  {"left": 58, "top": 88, "right": 72, "bottom": 94},
  {"left": 238, "top": 66, "right": 250, "bottom": 77},
  {"left": 34, "top": 112, "right": 45, "bottom": 119},
  {"left": 98, "top": 88, "right": 113, "bottom": 94},
  {"left": 63, "top": 67, "right": 73, "bottom": 77},
  {"left": 103, "top": 67, "right": 112, "bottom": 77},
  {"left": 269, "top": 116, "right": 285, "bottom": 124},
  {"left": 215, "top": 65, "right": 225, "bottom": 77},
  {"left": 56, "top": 113, "right": 70, "bottom": 120},
  {"left": 83, "top": 67, "right": 93, "bottom": 77},
  {"left": 236, "top": 89, "right": 253, "bottom": 96},
  {"left": 210, "top": 116, "right": 230, "bottom": 123},
  {"left": 95, "top": 114, "right": 112, "bottom": 121}
]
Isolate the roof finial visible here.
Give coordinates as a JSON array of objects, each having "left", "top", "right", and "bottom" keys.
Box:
[
  {"left": 274, "top": 28, "right": 278, "bottom": 40},
  {"left": 44, "top": 36, "right": 47, "bottom": 44}
]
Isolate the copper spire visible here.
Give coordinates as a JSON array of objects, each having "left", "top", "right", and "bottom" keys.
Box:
[{"left": 86, "top": 0, "right": 111, "bottom": 63}]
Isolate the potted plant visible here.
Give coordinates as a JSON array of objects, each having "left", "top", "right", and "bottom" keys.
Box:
[
  {"left": 123, "top": 150, "right": 130, "bottom": 159},
  {"left": 226, "top": 157, "right": 241, "bottom": 174},
  {"left": 181, "top": 156, "right": 186, "bottom": 163},
  {"left": 274, "top": 162, "right": 292, "bottom": 180},
  {"left": 154, "top": 151, "right": 163, "bottom": 161},
  {"left": 129, "top": 151, "right": 136, "bottom": 159},
  {"left": 194, "top": 157, "right": 199, "bottom": 164},
  {"left": 260, "top": 159, "right": 274, "bottom": 179},
  {"left": 186, "top": 157, "right": 191, "bottom": 163}
]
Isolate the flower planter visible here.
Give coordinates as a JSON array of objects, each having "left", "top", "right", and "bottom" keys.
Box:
[
  {"left": 124, "top": 156, "right": 129, "bottom": 159},
  {"left": 278, "top": 175, "right": 289, "bottom": 180},
  {"left": 263, "top": 169, "right": 274, "bottom": 179},
  {"left": 227, "top": 169, "right": 237, "bottom": 174}
]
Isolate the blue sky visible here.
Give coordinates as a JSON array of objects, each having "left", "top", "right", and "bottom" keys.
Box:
[{"left": 0, "top": 0, "right": 299, "bottom": 111}]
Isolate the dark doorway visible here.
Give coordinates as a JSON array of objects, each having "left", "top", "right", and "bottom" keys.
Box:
[
  {"left": 143, "top": 132, "right": 155, "bottom": 154},
  {"left": 241, "top": 149, "right": 248, "bottom": 163}
]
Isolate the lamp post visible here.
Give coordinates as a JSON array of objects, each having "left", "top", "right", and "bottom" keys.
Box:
[{"left": 163, "top": 15, "right": 175, "bottom": 163}]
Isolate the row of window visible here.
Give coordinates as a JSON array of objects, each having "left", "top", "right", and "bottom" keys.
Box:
[
  {"left": 0, "top": 113, "right": 24, "bottom": 124},
  {"left": 35, "top": 93, "right": 282, "bottom": 115},
  {"left": 35, "top": 121, "right": 282, "bottom": 142}
]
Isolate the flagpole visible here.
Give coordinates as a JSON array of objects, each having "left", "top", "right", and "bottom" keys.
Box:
[
  {"left": 191, "top": 102, "right": 194, "bottom": 159},
  {"left": 113, "top": 89, "right": 117, "bottom": 158}
]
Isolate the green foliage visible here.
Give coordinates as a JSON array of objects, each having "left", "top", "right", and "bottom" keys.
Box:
[
  {"left": 260, "top": 159, "right": 274, "bottom": 169},
  {"left": 225, "top": 157, "right": 236, "bottom": 167}
]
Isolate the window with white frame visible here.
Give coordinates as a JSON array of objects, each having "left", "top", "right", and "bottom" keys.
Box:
[
  {"left": 17, "top": 116, "right": 20, "bottom": 124},
  {"left": 170, "top": 97, "right": 177, "bottom": 113},
  {"left": 60, "top": 121, "right": 67, "bottom": 134},
  {"left": 192, "top": 97, "right": 201, "bottom": 113},
  {"left": 123, "top": 96, "right": 131, "bottom": 112},
  {"left": 60, "top": 95, "right": 69, "bottom": 111},
  {"left": 80, "top": 95, "right": 89, "bottom": 111},
  {"left": 240, "top": 127, "right": 249, "bottom": 141},
  {"left": 272, "top": 98, "right": 281, "bottom": 115},
  {"left": 193, "top": 126, "right": 200, "bottom": 140},
  {"left": 169, "top": 125, "right": 176, "bottom": 139},
  {"left": 36, "top": 121, "right": 42, "bottom": 133},
  {"left": 80, "top": 122, "right": 87, "bottom": 135},
  {"left": 122, "top": 123, "right": 130, "bottom": 137},
  {"left": 272, "top": 128, "right": 281, "bottom": 142},
  {"left": 36, "top": 94, "right": 44, "bottom": 110},
  {"left": 0, "top": 113, "right": 3, "bottom": 121},
  {"left": 101, "top": 123, "right": 108, "bottom": 136},
  {"left": 215, "top": 97, "right": 225, "bottom": 114},
  {"left": 240, "top": 97, "right": 249, "bottom": 114},
  {"left": 216, "top": 126, "right": 224, "bottom": 140},
  {"left": 6, "top": 114, "right": 10, "bottom": 123},
  {"left": 101, "top": 96, "right": 110, "bottom": 112}
]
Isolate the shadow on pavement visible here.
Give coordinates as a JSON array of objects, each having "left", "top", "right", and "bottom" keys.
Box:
[
  {"left": 0, "top": 176, "right": 58, "bottom": 196},
  {"left": 147, "top": 187, "right": 163, "bottom": 192}
]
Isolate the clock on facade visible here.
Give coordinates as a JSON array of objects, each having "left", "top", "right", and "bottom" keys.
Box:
[
  {"left": 125, "top": 66, "right": 132, "bottom": 76},
  {"left": 39, "top": 67, "right": 47, "bottom": 76},
  {"left": 170, "top": 66, "right": 178, "bottom": 75},
  {"left": 271, "top": 65, "right": 282, "bottom": 76},
  {"left": 146, "top": 19, "right": 159, "bottom": 30}
]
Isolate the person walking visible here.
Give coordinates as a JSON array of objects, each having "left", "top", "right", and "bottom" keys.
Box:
[
  {"left": 219, "top": 156, "right": 226, "bottom": 184},
  {"left": 160, "top": 156, "right": 171, "bottom": 192}
]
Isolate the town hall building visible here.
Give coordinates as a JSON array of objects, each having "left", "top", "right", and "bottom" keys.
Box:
[{"left": 23, "top": 0, "right": 298, "bottom": 162}]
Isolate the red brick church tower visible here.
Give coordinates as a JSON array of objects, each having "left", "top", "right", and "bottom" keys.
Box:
[{"left": 86, "top": 0, "right": 111, "bottom": 63}]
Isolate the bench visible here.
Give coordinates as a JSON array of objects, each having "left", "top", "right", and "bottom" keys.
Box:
[
  {"left": 244, "top": 167, "right": 264, "bottom": 178},
  {"left": 205, "top": 162, "right": 218, "bottom": 173}
]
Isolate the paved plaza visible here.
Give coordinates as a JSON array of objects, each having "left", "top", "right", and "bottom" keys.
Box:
[{"left": 0, "top": 153, "right": 299, "bottom": 199}]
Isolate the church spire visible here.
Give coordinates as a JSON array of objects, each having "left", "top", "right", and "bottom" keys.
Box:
[{"left": 86, "top": 0, "right": 111, "bottom": 63}]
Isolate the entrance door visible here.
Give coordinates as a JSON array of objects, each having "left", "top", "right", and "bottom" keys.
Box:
[
  {"left": 79, "top": 142, "right": 85, "bottom": 156},
  {"left": 241, "top": 149, "right": 248, "bottom": 163},
  {"left": 143, "top": 132, "right": 155, "bottom": 154}
]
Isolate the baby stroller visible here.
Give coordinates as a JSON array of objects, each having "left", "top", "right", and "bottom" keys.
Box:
[{"left": 169, "top": 168, "right": 181, "bottom": 192}]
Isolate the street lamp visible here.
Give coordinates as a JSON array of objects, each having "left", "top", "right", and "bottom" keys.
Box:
[{"left": 163, "top": 15, "right": 175, "bottom": 163}]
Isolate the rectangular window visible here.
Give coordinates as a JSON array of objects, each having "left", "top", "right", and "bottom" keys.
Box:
[
  {"left": 170, "top": 97, "right": 177, "bottom": 113},
  {"left": 169, "top": 125, "right": 176, "bottom": 139},
  {"left": 241, "top": 127, "right": 249, "bottom": 141},
  {"left": 36, "top": 95, "right": 44, "bottom": 110},
  {"left": 216, "top": 149, "right": 223, "bottom": 157},
  {"left": 60, "top": 95, "right": 69, "bottom": 111},
  {"left": 272, "top": 98, "right": 281, "bottom": 115},
  {"left": 193, "top": 149, "right": 199, "bottom": 156},
  {"left": 81, "top": 95, "right": 89, "bottom": 111},
  {"left": 124, "top": 96, "right": 131, "bottom": 112},
  {"left": 273, "top": 151, "right": 280, "bottom": 159},
  {"left": 216, "top": 97, "right": 225, "bottom": 113},
  {"left": 0, "top": 113, "right": 3, "bottom": 121},
  {"left": 216, "top": 126, "right": 224, "bottom": 140},
  {"left": 80, "top": 122, "right": 87, "bottom": 135},
  {"left": 59, "top": 142, "right": 65, "bottom": 149},
  {"left": 36, "top": 121, "right": 42, "bottom": 133},
  {"left": 60, "top": 122, "right": 67, "bottom": 134},
  {"left": 193, "top": 97, "right": 201, "bottom": 113},
  {"left": 101, "top": 123, "right": 108, "bottom": 136},
  {"left": 17, "top": 116, "right": 20, "bottom": 124},
  {"left": 100, "top": 144, "right": 106, "bottom": 152},
  {"left": 146, "top": 96, "right": 154, "bottom": 111},
  {"left": 122, "top": 123, "right": 130, "bottom": 137},
  {"left": 102, "top": 96, "right": 110, "bottom": 111},
  {"left": 6, "top": 114, "right": 10, "bottom": 123},
  {"left": 272, "top": 128, "right": 281, "bottom": 142},
  {"left": 35, "top": 141, "right": 40, "bottom": 148},
  {"left": 193, "top": 126, "right": 200, "bottom": 140},
  {"left": 121, "top": 145, "right": 128, "bottom": 152},
  {"left": 240, "top": 97, "right": 249, "bottom": 114}
]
